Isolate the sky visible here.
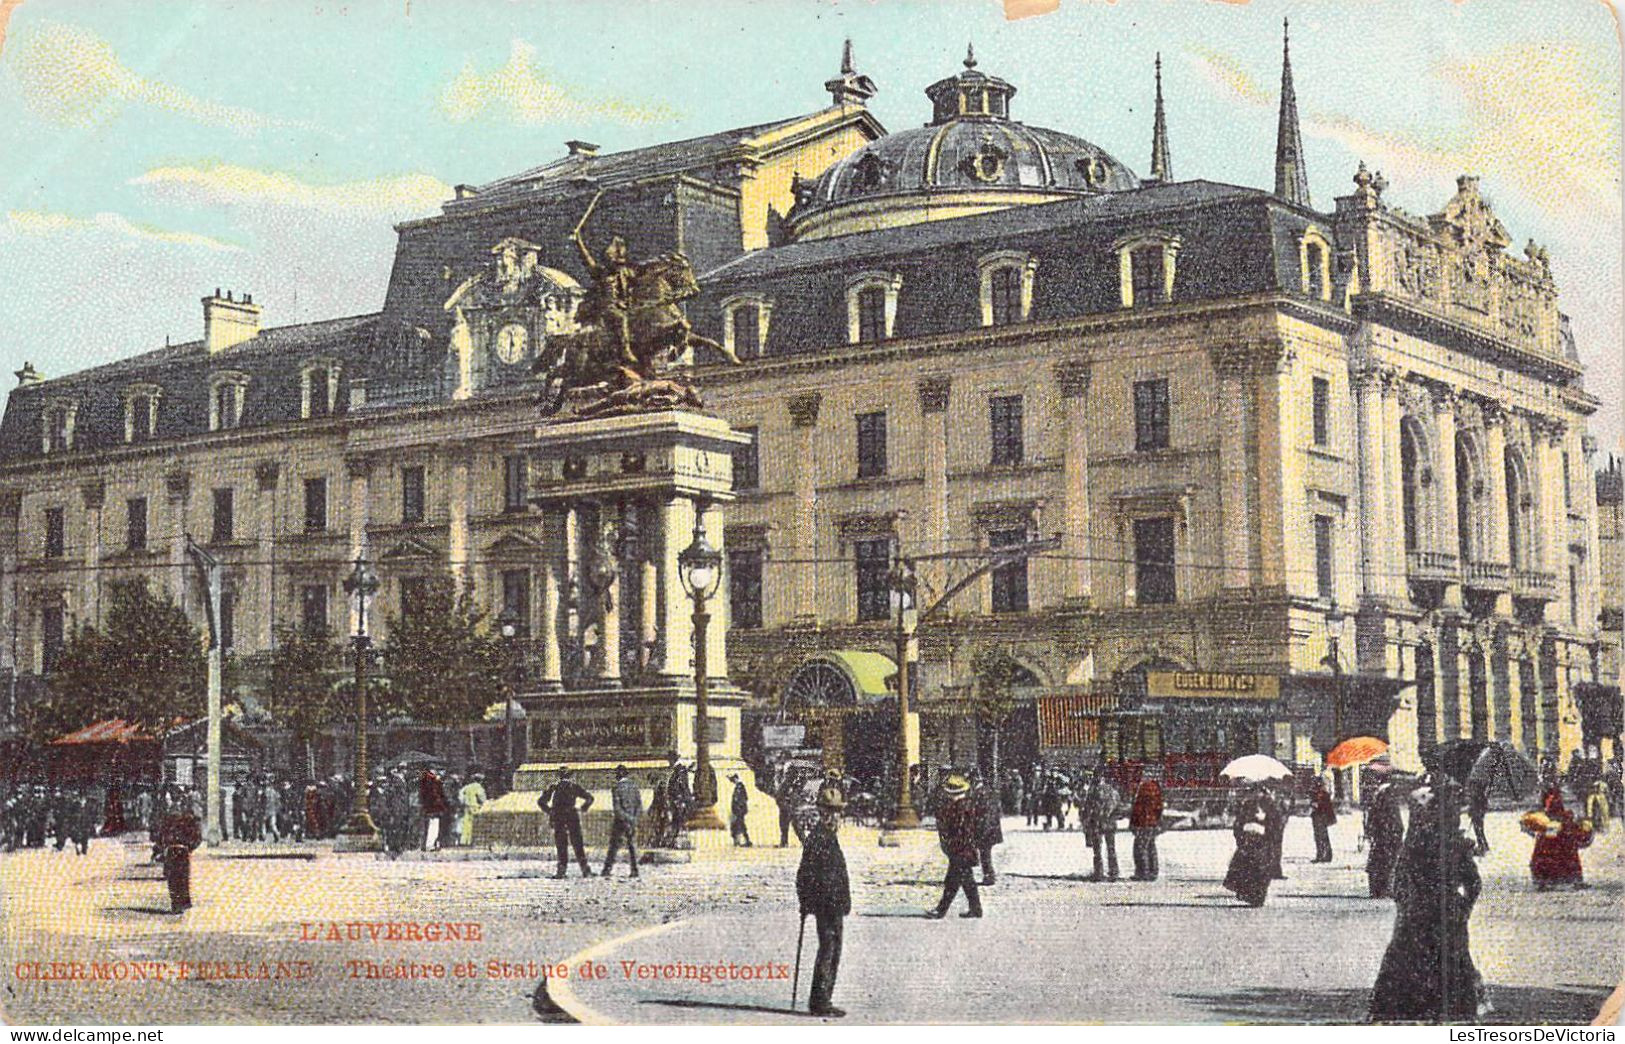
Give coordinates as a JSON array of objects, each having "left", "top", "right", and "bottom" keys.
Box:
[{"left": 0, "top": 0, "right": 1619, "bottom": 448}]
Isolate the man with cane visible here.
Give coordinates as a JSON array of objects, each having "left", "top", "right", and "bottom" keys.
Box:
[{"left": 794, "top": 783, "right": 850, "bottom": 1018}]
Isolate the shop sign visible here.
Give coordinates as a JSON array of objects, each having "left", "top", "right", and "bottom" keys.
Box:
[{"left": 1146, "top": 671, "right": 1280, "bottom": 700}]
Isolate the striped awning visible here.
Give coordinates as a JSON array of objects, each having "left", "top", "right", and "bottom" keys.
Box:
[
  {"left": 1038, "top": 692, "right": 1118, "bottom": 748},
  {"left": 52, "top": 719, "right": 149, "bottom": 745}
]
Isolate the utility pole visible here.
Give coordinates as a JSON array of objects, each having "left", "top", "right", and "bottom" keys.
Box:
[{"left": 184, "top": 535, "right": 223, "bottom": 846}]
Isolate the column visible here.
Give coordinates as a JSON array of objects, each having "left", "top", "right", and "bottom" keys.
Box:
[
  {"left": 1504, "top": 632, "right": 1524, "bottom": 749},
  {"left": 1577, "top": 432, "right": 1602, "bottom": 634},
  {"left": 1379, "top": 372, "right": 1407, "bottom": 601},
  {"left": 1354, "top": 369, "right": 1388, "bottom": 602},
  {"left": 345, "top": 456, "right": 371, "bottom": 636},
  {"left": 1483, "top": 407, "right": 1512, "bottom": 568},
  {"left": 1438, "top": 618, "right": 1463, "bottom": 743},
  {"left": 80, "top": 481, "right": 104, "bottom": 627},
  {"left": 1253, "top": 343, "right": 1294, "bottom": 589},
  {"left": 537, "top": 508, "right": 563, "bottom": 689},
  {"left": 1431, "top": 389, "right": 1463, "bottom": 606},
  {"left": 447, "top": 446, "right": 472, "bottom": 592},
  {"left": 165, "top": 470, "right": 191, "bottom": 608},
  {"left": 639, "top": 501, "right": 660, "bottom": 675},
  {"left": 1054, "top": 362, "right": 1094, "bottom": 602},
  {"left": 654, "top": 495, "right": 697, "bottom": 679},
  {"left": 1536, "top": 421, "right": 1567, "bottom": 626},
  {"left": 596, "top": 501, "right": 622, "bottom": 685},
  {"left": 787, "top": 393, "right": 821, "bottom": 622},
  {"left": 254, "top": 462, "right": 279, "bottom": 649},
  {"left": 918, "top": 377, "right": 951, "bottom": 560},
  {"left": 1209, "top": 345, "right": 1253, "bottom": 588},
  {"left": 564, "top": 504, "right": 582, "bottom": 672}
]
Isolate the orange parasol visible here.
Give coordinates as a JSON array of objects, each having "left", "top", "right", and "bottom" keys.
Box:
[{"left": 1326, "top": 736, "right": 1388, "bottom": 769}]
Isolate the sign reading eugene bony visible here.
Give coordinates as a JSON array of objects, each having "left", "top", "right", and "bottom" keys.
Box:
[{"left": 0, "top": 0, "right": 1621, "bottom": 1035}]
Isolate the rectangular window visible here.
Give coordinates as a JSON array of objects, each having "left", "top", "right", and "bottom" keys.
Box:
[
  {"left": 399, "top": 577, "right": 428, "bottom": 630},
  {"left": 41, "top": 605, "right": 64, "bottom": 674},
  {"left": 854, "top": 537, "right": 891, "bottom": 623},
  {"left": 126, "top": 498, "right": 147, "bottom": 552},
  {"left": 1134, "top": 516, "right": 1177, "bottom": 605},
  {"left": 1315, "top": 514, "right": 1335, "bottom": 600},
  {"left": 47, "top": 408, "right": 70, "bottom": 453},
  {"left": 129, "top": 395, "right": 154, "bottom": 442},
  {"left": 1305, "top": 243, "right": 1326, "bottom": 299},
  {"left": 989, "top": 267, "right": 1021, "bottom": 325},
  {"left": 44, "top": 507, "right": 64, "bottom": 559},
  {"left": 211, "top": 487, "right": 234, "bottom": 544},
  {"left": 300, "top": 584, "right": 328, "bottom": 635},
  {"left": 733, "top": 427, "right": 759, "bottom": 492},
  {"left": 500, "top": 570, "right": 531, "bottom": 637},
  {"left": 503, "top": 455, "right": 528, "bottom": 512},
  {"left": 215, "top": 384, "right": 240, "bottom": 430},
  {"left": 731, "top": 305, "right": 760, "bottom": 359},
  {"left": 219, "top": 588, "right": 236, "bottom": 652},
  {"left": 308, "top": 368, "right": 331, "bottom": 418},
  {"left": 1131, "top": 247, "right": 1166, "bottom": 305},
  {"left": 303, "top": 477, "right": 327, "bottom": 532},
  {"left": 401, "top": 466, "right": 426, "bottom": 525},
  {"left": 1569, "top": 560, "right": 1580, "bottom": 625},
  {"left": 990, "top": 394, "right": 1024, "bottom": 466},
  {"left": 1312, "top": 377, "right": 1330, "bottom": 447},
  {"left": 1133, "top": 378, "right": 1171, "bottom": 451},
  {"left": 856, "top": 411, "right": 888, "bottom": 479},
  {"left": 729, "top": 547, "right": 764, "bottom": 630},
  {"left": 990, "top": 528, "right": 1029, "bottom": 613},
  {"left": 1562, "top": 451, "right": 1572, "bottom": 510},
  {"left": 856, "top": 287, "right": 887, "bottom": 343}
]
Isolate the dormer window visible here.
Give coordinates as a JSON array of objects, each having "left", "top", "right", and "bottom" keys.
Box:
[
  {"left": 301, "top": 360, "right": 340, "bottom": 419},
  {"left": 41, "top": 399, "right": 77, "bottom": 454},
  {"left": 209, "top": 372, "right": 249, "bottom": 431},
  {"left": 1114, "top": 232, "right": 1182, "bottom": 308},
  {"left": 722, "top": 295, "right": 772, "bottom": 360},
  {"left": 978, "top": 251, "right": 1039, "bottom": 326},
  {"left": 1299, "top": 228, "right": 1333, "bottom": 302},
  {"left": 846, "top": 271, "right": 902, "bottom": 344}
]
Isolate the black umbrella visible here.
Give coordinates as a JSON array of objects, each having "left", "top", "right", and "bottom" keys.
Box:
[
  {"left": 1419, "top": 739, "right": 1489, "bottom": 783},
  {"left": 1467, "top": 742, "right": 1538, "bottom": 799}
]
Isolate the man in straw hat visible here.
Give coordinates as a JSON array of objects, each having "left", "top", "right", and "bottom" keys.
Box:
[
  {"left": 796, "top": 783, "right": 851, "bottom": 1017},
  {"left": 927, "top": 773, "right": 983, "bottom": 919}
]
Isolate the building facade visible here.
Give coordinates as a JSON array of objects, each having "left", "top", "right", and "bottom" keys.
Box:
[{"left": 0, "top": 38, "right": 1608, "bottom": 785}]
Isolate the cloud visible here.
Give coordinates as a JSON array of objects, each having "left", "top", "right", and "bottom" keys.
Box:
[
  {"left": 130, "top": 164, "right": 452, "bottom": 216},
  {"left": 440, "top": 39, "right": 678, "bottom": 127},
  {"left": 4, "top": 209, "right": 241, "bottom": 252},
  {"left": 9, "top": 21, "right": 304, "bottom": 135}
]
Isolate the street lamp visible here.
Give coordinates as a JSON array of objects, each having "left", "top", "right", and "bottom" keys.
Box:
[
  {"left": 678, "top": 499, "right": 725, "bottom": 831},
  {"left": 497, "top": 606, "right": 522, "bottom": 793},
  {"left": 886, "top": 558, "right": 921, "bottom": 832},
  {"left": 335, "top": 554, "right": 382, "bottom": 851},
  {"left": 1323, "top": 608, "right": 1347, "bottom": 803}
]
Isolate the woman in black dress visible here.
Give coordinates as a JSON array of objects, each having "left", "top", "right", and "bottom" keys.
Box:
[{"left": 1223, "top": 786, "right": 1274, "bottom": 907}]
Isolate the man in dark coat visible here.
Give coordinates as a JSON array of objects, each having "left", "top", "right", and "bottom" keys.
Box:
[
  {"left": 970, "top": 772, "right": 1003, "bottom": 885},
  {"left": 728, "top": 774, "right": 753, "bottom": 847},
  {"left": 796, "top": 784, "right": 851, "bottom": 1018},
  {"left": 419, "top": 768, "right": 449, "bottom": 851},
  {"left": 156, "top": 807, "right": 203, "bottom": 912},
  {"left": 774, "top": 766, "right": 800, "bottom": 848},
  {"left": 1130, "top": 778, "right": 1164, "bottom": 881},
  {"left": 927, "top": 775, "right": 982, "bottom": 918},
  {"left": 1310, "top": 777, "right": 1337, "bottom": 862},
  {"left": 648, "top": 774, "right": 669, "bottom": 848},
  {"left": 1082, "top": 772, "right": 1121, "bottom": 881},
  {"left": 538, "top": 767, "right": 594, "bottom": 878},
  {"left": 1466, "top": 779, "right": 1491, "bottom": 856},
  {"left": 1365, "top": 777, "right": 1406, "bottom": 898},
  {"left": 602, "top": 765, "right": 643, "bottom": 878},
  {"left": 665, "top": 754, "right": 692, "bottom": 842}
]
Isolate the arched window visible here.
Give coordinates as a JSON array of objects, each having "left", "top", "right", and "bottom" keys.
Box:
[
  {"left": 1455, "top": 432, "right": 1482, "bottom": 563},
  {"left": 721, "top": 295, "right": 772, "bottom": 359},
  {"left": 1504, "top": 450, "right": 1534, "bottom": 570},
  {"left": 977, "top": 251, "right": 1038, "bottom": 327},
  {"left": 123, "top": 383, "right": 161, "bottom": 443},
  {"left": 1112, "top": 232, "right": 1181, "bottom": 309},
  {"left": 845, "top": 271, "right": 902, "bottom": 344},
  {"left": 1401, "top": 425, "right": 1421, "bottom": 552},
  {"left": 209, "top": 372, "right": 249, "bottom": 431},
  {"left": 1299, "top": 228, "right": 1333, "bottom": 302},
  {"left": 301, "top": 359, "right": 341, "bottom": 419}
]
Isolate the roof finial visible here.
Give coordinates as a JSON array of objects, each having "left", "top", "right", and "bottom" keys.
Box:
[
  {"left": 825, "top": 37, "right": 877, "bottom": 106},
  {"left": 841, "top": 37, "right": 854, "bottom": 76},
  {"left": 1273, "top": 16, "right": 1310, "bottom": 206},
  {"left": 964, "top": 42, "right": 977, "bottom": 69},
  {"left": 1150, "top": 52, "right": 1172, "bottom": 183}
]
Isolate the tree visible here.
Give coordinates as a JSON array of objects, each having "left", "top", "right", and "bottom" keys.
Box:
[
  {"left": 35, "top": 579, "right": 206, "bottom": 741},
  {"left": 382, "top": 571, "right": 506, "bottom": 726},
  {"left": 265, "top": 623, "right": 345, "bottom": 776},
  {"left": 969, "top": 646, "right": 1029, "bottom": 782}
]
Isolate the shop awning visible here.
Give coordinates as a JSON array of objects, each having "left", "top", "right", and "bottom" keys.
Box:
[
  {"left": 784, "top": 650, "right": 898, "bottom": 708},
  {"left": 52, "top": 719, "right": 150, "bottom": 745}
]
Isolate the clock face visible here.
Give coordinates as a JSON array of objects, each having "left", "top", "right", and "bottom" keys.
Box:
[{"left": 495, "top": 323, "right": 528, "bottom": 364}]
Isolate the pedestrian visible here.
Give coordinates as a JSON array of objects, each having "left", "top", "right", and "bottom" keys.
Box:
[
  {"left": 1222, "top": 786, "right": 1273, "bottom": 907},
  {"left": 1261, "top": 785, "right": 1287, "bottom": 880},
  {"left": 665, "top": 753, "right": 692, "bottom": 841},
  {"left": 1524, "top": 787, "right": 1593, "bottom": 891},
  {"left": 602, "top": 765, "right": 642, "bottom": 878},
  {"left": 419, "top": 768, "right": 449, "bottom": 851},
  {"left": 1364, "top": 776, "right": 1405, "bottom": 898},
  {"left": 457, "top": 773, "right": 487, "bottom": 847},
  {"left": 1369, "top": 779, "right": 1486, "bottom": 1023},
  {"left": 774, "top": 766, "right": 800, "bottom": 848},
  {"left": 648, "top": 774, "right": 669, "bottom": 847},
  {"left": 728, "top": 773, "right": 753, "bottom": 847},
  {"left": 1310, "top": 777, "right": 1336, "bottom": 863},
  {"left": 1082, "top": 771, "right": 1121, "bottom": 882},
  {"left": 1465, "top": 779, "right": 1491, "bottom": 856},
  {"left": 70, "top": 791, "right": 96, "bottom": 855},
  {"left": 155, "top": 805, "right": 203, "bottom": 913},
  {"left": 971, "top": 771, "right": 1002, "bottom": 886},
  {"left": 538, "top": 767, "right": 594, "bottom": 878},
  {"left": 796, "top": 783, "right": 851, "bottom": 1018},
  {"left": 1585, "top": 780, "right": 1610, "bottom": 834},
  {"left": 926, "top": 774, "right": 982, "bottom": 919},
  {"left": 1129, "top": 777, "right": 1164, "bottom": 881}
]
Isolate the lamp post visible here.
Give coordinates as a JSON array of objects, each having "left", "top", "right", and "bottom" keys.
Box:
[
  {"left": 335, "top": 554, "right": 382, "bottom": 851},
  {"left": 1323, "top": 608, "right": 1347, "bottom": 803},
  {"left": 498, "top": 607, "right": 522, "bottom": 793},
  {"left": 678, "top": 499, "right": 726, "bottom": 831},
  {"left": 886, "top": 558, "right": 921, "bottom": 832}
]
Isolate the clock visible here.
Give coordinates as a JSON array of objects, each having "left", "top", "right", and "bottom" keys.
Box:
[{"left": 495, "top": 323, "right": 528, "bottom": 364}]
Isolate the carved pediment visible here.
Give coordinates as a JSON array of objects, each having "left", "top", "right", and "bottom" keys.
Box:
[
  {"left": 485, "top": 531, "right": 548, "bottom": 560},
  {"left": 377, "top": 536, "right": 442, "bottom": 563},
  {"left": 1429, "top": 175, "right": 1511, "bottom": 253}
]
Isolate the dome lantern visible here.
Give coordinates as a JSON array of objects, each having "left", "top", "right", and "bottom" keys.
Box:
[{"left": 924, "top": 43, "right": 1018, "bottom": 125}]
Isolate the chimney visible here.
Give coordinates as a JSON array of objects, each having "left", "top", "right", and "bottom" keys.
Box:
[
  {"left": 13, "top": 361, "right": 41, "bottom": 386},
  {"left": 565, "top": 140, "right": 600, "bottom": 158},
  {"left": 203, "top": 289, "right": 262, "bottom": 353}
]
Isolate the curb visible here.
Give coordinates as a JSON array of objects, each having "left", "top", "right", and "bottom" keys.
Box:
[{"left": 545, "top": 919, "right": 689, "bottom": 1025}]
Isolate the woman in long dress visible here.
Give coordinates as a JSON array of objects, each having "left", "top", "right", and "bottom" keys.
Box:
[
  {"left": 1364, "top": 778, "right": 1406, "bottom": 898},
  {"left": 1223, "top": 787, "right": 1273, "bottom": 907},
  {"left": 1526, "top": 787, "right": 1593, "bottom": 890},
  {"left": 1369, "top": 779, "right": 1485, "bottom": 1023}
]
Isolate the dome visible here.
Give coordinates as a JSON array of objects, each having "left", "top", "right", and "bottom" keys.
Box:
[{"left": 788, "top": 48, "right": 1140, "bottom": 241}]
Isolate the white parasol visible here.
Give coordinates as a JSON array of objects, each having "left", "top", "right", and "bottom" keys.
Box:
[{"left": 1219, "top": 754, "right": 1295, "bottom": 783}]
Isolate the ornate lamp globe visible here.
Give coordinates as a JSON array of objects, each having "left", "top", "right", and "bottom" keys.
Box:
[
  {"left": 678, "top": 512, "right": 722, "bottom": 601},
  {"left": 342, "top": 555, "right": 380, "bottom": 635}
]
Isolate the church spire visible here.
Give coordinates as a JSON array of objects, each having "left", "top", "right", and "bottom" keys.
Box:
[
  {"left": 825, "top": 38, "right": 877, "bottom": 106},
  {"left": 1274, "top": 17, "right": 1310, "bottom": 205},
  {"left": 1149, "top": 53, "right": 1172, "bottom": 183}
]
